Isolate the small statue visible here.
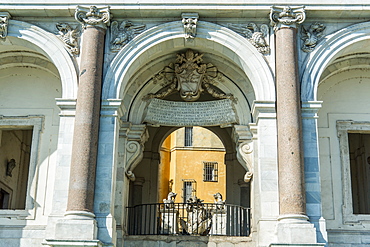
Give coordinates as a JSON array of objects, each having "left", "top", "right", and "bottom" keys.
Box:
[
  {"left": 213, "top": 192, "right": 225, "bottom": 209},
  {"left": 6, "top": 159, "right": 16, "bottom": 177},
  {"left": 163, "top": 191, "right": 177, "bottom": 208}
]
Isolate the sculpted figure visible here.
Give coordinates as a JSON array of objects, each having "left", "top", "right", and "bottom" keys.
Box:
[
  {"left": 6, "top": 159, "right": 16, "bottom": 177},
  {"left": 163, "top": 191, "right": 177, "bottom": 208}
]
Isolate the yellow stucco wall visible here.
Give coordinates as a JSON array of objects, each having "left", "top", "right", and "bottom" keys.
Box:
[{"left": 160, "top": 127, "right": 226, "bottom": 204}]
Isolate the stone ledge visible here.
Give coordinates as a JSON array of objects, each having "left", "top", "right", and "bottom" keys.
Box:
[{"left": 42, "top": 239, "right": 103, "bottom": 247}]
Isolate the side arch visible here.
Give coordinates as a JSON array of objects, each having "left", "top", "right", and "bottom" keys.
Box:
[
  {"left": 102, "top": 21, "right": 275, "bottom": 104},
  {"left": 7, "top": 20, "right": 78, "bottom": 99},
  {"left": 301, "top": 21, "right": 370, "bottom": 101}
]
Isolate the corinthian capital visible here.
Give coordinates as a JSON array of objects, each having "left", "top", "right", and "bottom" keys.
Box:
[
  {"left": 0, "top": 12, "right": 11, "bottom": 39},
  {"left": 75, "top": 5, "right": 111, "bottom": 29},
  {"left": 270, "top": 6, "right": 305, "bottom": 31}
]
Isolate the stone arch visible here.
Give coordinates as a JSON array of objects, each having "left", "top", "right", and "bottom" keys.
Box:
[
  {"left": 102, "top": 20, "right": 275, "bottom": 106},
  {"left": 301, "top": 21, "right": 370, "bottom": 101},
  {"left": 7, "top": 20, "right": 78, "bottom": 99}
]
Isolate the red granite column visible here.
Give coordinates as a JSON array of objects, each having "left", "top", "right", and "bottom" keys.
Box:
[
  {"left": 270, "top": 6, "right": 307, "bottom": 218},
  {"left": 66, "top": 6, "right": 111, "bottom": 216}
]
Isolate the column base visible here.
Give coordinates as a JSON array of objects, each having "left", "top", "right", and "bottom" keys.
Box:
[
  {"left": 274, "top": 214, "right": 319, "bottom": 245},
  {"left": 43, "top": 211, "right": 99, "bottom": 246}
]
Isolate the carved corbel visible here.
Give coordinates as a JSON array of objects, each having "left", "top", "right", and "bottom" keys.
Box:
[
  {"left": 56, "top": 23, "right": 81, "bottom": 56},
  {"left": 75, "top": 5, "right": 111, "bottom": 29},
  {"left": 0, "top": 12, "right": 11, "bottom": 39},
  {"left": 121, "top": 123, "right": 149, "bottom": 179},
  {"left": 182, "top": 13, "right": 199, "bottom": 40},
  {"left": 270, "top": 6, "right": 305, "bottom": 32},
  {"left": 233, "top": 125, "right": 254, "bottom": 181}
]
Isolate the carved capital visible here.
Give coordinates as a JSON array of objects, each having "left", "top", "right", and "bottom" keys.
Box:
[
  {"left": 270, "top": 6, "right": 305, "bottom": 31},
  {"left": 0, "top": 12, "right": 11, "bottom": 39},
  {"left": 75, "top": 5, "right": 111, "bottom": 29},
  {"left": 232, "top": 125, "right": 254, "bottom": 173},
  {"left": 182, "top": 13, "right": 199, "bottom": 40}
]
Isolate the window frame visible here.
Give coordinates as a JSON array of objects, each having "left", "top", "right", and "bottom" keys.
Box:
[
  {"left": 337, "top": 120, "right": 370, "bottom": 224},
  {"left": 203, "top": 161, "right": 218, "bottom": 182},
  {"left": 0, "top": 116, "right": 43, "bottom": 220},
  {"left": 184, "top": 127, "right": 193, "bottom": 147}
]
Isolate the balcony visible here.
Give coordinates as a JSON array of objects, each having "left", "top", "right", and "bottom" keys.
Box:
[{"left": 127, "top": 202, "right": 251, "bottom": 236}]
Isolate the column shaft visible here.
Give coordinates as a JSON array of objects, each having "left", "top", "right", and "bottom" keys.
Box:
[
  {"left": 275, "top": 27, "right": 306, "bottom": 216},
  {"left": 67, "top": 26, "right": 106, "bottom": 213}
]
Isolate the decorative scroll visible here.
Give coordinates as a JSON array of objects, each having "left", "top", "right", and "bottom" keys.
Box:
[
  {"left": 143, "top": 98, "right": 238, "bottom": 127},
  {"left": 232, "top": 125, "right": 254, "bottom": 181}
]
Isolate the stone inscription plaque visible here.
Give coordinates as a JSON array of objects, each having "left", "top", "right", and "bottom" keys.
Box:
[{"left": 143, "top": 98, "right": 238, "bottom": 127}]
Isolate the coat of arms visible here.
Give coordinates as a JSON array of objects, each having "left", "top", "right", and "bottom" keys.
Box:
[{"left": 145, "top": 49, "right": 234, "bottom": 102}]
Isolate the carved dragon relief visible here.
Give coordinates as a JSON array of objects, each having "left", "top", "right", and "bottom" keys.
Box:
[
  {"left": 110, "top": 20, "right": 146, "bottom": 51},
  {"left": 227, "top": 23, "right": 270, "bottom": 54},
  {"left": 301, "top": 22, "right": 325, "bottom": 53},
  {"left": 56, "top": 23, "right": 81, "bottom": 56},
  {"left": 145, "top": 49, "right": 235, "bottom": 102}
]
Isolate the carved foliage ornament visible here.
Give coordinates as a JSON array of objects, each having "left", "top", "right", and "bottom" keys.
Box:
[
  {"left": 146, "top": 49, "right": 234, "bottom": 102},
  {"left": 270, "top": 6, "right": 306, "bottom": 31},
  {"left": 228, "top": 23, "right": 270, "bottom": 54},
  {"left": 75, "top": 5, "right": 111, "bottom": 29},
  {"left": 110, "top": 20, "right": 146, "bottom": 51},
  {"left": 301, "top": 22, "right": 325, "bottom": 53},
  {"left": 0, "top": 13, "right": 10, "bottom": 39},
  {"left": 182, "top": 13, "right": 199, "bottom": 40},
  {"left": 56, "top": 23, "right": 80, "bottom": 56}
]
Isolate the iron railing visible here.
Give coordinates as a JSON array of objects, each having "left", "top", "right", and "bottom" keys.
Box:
[{"left": 127, "top": 202, "right": 250, "bottom": 236}]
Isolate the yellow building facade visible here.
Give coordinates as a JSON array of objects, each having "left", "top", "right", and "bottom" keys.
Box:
[{"left": 159, "top": 127, "right": 226, "bottom": 204}]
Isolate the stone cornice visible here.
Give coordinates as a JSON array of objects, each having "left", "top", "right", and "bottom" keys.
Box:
[
  {"left": 4, "top": 4, "right": 370, "bottom": 19},
  {"left": 270, "top": 6, "right": 305, "bottom": 31}
]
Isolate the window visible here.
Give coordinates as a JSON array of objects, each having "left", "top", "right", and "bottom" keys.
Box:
[
  {"left": 182, "top": 179, "right": 196, "bottom": 203},
  {"left": 184, "top": 127, "right": 193, "bottom": 147},
  {"left": 337, "top": 120, "right": 370, "bottom": 223},
  {"left": 203, "top": 162, "right": 218, "bottom": 182},
  {"left": 0, "top": 116, "right": 43, "bottom": 219},
  {"left": 348, "top": 133, "right": 370, "bottom": 214}
]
